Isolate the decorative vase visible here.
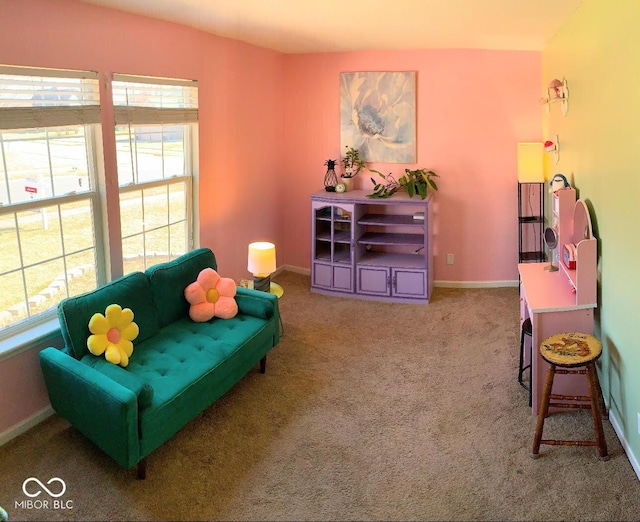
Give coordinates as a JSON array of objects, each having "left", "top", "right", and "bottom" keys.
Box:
[
  {"left": 324, "top": 159, "right": 338, "bottom": 192},
  {"left": 342, "top": 177, "right": 353, "bottom": 191}
]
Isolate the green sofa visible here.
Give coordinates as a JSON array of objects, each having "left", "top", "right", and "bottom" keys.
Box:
[{"left": 39, "top": 248, "right": 280, "bottom": 478}]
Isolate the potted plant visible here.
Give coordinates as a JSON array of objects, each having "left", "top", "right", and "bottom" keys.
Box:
[
  {"left": 341, "top": 146, "right": 366, "bottom": 190},
  {"left": 368, "top": 168, "right": 439, "bottom": 199}
]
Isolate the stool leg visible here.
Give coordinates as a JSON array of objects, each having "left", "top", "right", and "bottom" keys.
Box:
[
  {"left": 532, "top": 363, "right": 555, "bottom": 458},
  {"left": 586, "top": 363, "right": 609, "bottom": 461},
  {"left": 591, "top": 364, "right": 608, "bottom": 418}
]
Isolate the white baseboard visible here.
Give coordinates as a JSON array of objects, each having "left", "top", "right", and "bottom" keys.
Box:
[
  {"left": 278, "top": 265, "right": 310, "bottom": 276},
  {"left": 279, "top": 268, "right": 518, "bottom": 289},
  {"left": 609, "top": 409, "right": 640, "bottom": 481},
  {"left": 435, "top": 280, "right": 519, "bottom": 288},
  {"left": 0, "top": 406, "right": 54, "bottom": 447}
]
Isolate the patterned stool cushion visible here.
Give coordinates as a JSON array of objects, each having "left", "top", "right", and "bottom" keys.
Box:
[{"left": 540, "top": 332, "right": 602, "bottom": 367}]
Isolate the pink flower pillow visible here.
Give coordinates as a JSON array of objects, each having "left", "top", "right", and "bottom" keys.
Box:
[{"left": 184, "top": 268, "right": 238, "bottom": 322}]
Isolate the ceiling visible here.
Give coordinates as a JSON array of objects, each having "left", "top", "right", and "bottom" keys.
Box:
[{"left": 77, "top": 0, "right": 583, "bottom": 54}]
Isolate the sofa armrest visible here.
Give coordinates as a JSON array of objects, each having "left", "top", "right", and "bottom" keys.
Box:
[
  {"left": 80, "top": 355, "right": 154, "bottom": 408},
  {"left": 235, "top": 287, "right": 280, "bottom": 344},
  {"left": 39, "top": 347, "right": 141, "bottom": 469},
  {"left": 235, "top": 287, "right": 277, "bottom": 319}
]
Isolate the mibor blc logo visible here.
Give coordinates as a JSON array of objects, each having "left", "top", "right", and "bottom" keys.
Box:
[{"left": 15, "top": 477, "right": 73, "bottom": 511}]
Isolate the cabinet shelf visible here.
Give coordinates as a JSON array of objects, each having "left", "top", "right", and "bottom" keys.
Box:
[
  {"left": 334, "top": 231, "right": 351, "bottom": 243},
  {"left": 358, "top": 252, "right": 425, "bottom": 269},
  {"left": 358, "top": 232, "right": 424, "bottom": 247},
  {"left": 358, "top": 214, "right": 424, "bottom": 227}
]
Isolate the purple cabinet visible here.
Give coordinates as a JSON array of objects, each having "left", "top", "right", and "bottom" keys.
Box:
[
  {"left": 357, "top": 266, "right": 389, "bottom": 295},
  {"left": 312, "top": 262, "right": 332, "bottom": 288},
  {"left": 393, "top": 269, "right": 426, "bottom": 298},
  {"left": 357, "top": 267, "right": 426, "bottom": 299},
  {"left": 311, "top": 190, "right": 433, "bottom": 303}
]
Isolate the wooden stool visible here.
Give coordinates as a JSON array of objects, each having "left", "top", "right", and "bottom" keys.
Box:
[{"left": 531, "top": 332, "right": 609, "bottom": 460}]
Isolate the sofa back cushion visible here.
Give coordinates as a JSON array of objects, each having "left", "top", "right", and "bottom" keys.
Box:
[
  {"left": 59, "top": 271, "right": 160, "bottom": 360},
  {"left": 145, "top": 248, "right": 218, "bottom": 327}
]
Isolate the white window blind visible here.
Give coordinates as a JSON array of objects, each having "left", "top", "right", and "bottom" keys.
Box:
[
  {"left": 112, "top": 73, "right": 198, "bottom": 125},
  {"left": 0, "top": 65, "right": 100, "bottom": 130}
]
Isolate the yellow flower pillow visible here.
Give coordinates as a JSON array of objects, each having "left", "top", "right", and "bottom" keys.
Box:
[{"left": 87, "top": 304, "right": 139, "bottom": 367}]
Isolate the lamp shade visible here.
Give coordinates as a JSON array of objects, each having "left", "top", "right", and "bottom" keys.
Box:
[
  {"left": 247, "top": 242, "right": 276, "bottom": 276},
  {"left": 517, "top": 142, "right": 544, "bottom": 182}
]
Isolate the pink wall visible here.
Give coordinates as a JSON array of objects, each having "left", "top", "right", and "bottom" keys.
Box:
[
  {"left": 0, "top": 338, "right": 64, "bottom": 435},
  {"left": 0, "top": 0, "right": 542, "bottom": 437},
  {"left": 0, "top": 0, "right": 285, "bottom": 282},
  {"left": 0, "top": 0, "right": 285, "bottom": 434},
  {"left": 282, "top": 50, "right": 542, "bottom": 282}
]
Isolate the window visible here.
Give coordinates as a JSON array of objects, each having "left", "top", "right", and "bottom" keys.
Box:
[
  {"left": 0, "top": 66, "right": 103, "bottom": 336},
  {"left": 112, "top": 74, "right": 198, "bottom": 274},
  {"left": 0, "top": 68, "right": 199, "bottom": 344}
]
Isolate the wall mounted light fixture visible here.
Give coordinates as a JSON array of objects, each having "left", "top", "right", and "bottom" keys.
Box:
[
  {"left": 544, "top": 135, "right": 560, "bottom": 165},
  {"left": 539, "top": 78, "right": 569, "bottom": 116}
]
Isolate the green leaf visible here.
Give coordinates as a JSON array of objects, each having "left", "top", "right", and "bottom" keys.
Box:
[{"left": 418, "top": 183, "right": 427, "bottom": 199}]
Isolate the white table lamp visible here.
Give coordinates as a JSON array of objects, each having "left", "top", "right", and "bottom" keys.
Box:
[{"left": 247, "top": 242, "right": 276, "bottom": 292}]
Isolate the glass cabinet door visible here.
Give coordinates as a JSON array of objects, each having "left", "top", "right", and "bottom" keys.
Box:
[
  {"left": 313, "top": 205, "right": 332, "bottom": 263},
  {"left": 332, "top": 205, "right": 352, "bottom": 264},
  {"left": 311, "top": 202, "right": 354, "bottom": 292}
]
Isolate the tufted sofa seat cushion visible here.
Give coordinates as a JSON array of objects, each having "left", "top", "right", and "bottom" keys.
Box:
[{"left": 127, "top": 312, "right": 276, "bottom": 456}]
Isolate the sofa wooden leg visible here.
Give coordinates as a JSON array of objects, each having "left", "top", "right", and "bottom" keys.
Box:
[
  {"left": 136, "top": 458, "right": 147, "bottom": 480},
  {"left": 260, "top": 356, "right": 267, "bottom": 374}
]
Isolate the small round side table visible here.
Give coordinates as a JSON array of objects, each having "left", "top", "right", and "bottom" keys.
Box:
[{"left": 238, "top": 279, "right": 284, "bottom": 299}]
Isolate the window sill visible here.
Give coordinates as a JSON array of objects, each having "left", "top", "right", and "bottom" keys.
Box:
[{"left": 0, "top": 318, "right": 62, "bottom": 363}]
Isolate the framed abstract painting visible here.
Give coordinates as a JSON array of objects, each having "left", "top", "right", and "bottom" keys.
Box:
[{"left": 340, "top": 71, "right": 416, "bottom": 163}]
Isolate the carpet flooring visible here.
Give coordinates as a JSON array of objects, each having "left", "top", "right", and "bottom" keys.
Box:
[{"left": 1, "top": 271, "right": 639, "bottom": 521}]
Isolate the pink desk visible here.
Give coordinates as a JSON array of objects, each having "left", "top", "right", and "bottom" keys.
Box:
[{"left": 518, "top": 262, "right": 595, "bottom": 415}]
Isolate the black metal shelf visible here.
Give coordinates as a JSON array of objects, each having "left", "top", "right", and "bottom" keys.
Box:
[
  {"left": 520, "top": 251, "right": 545, "bottom": 262},
  {"left": 518, "top": 182, "right": 545, "bottom": 264},
  {"left": 518, "top": 216, "right": 544, "bottom": 224}
]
